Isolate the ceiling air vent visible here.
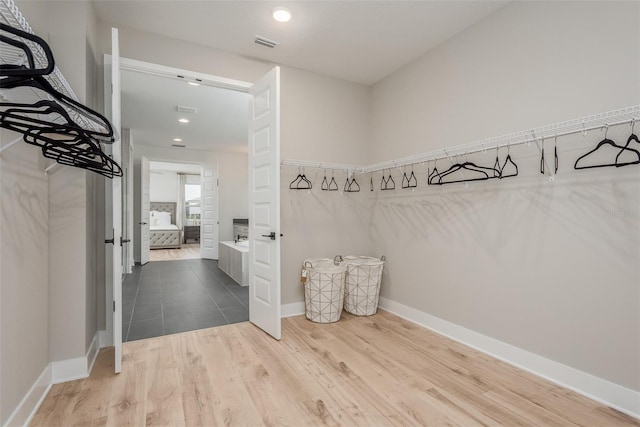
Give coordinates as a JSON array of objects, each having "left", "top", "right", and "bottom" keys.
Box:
[
  {"left": 255, "top": 35, "right": 279, "bottom": 48},
  {"left": 171, "top": 144, "right": 186, "bottom": 148},
  {"left": 176, "top": 105, "right": 198, "bottom": 114}
]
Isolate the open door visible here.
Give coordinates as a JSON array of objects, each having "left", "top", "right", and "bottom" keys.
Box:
[
  {"left": 110, "top": 27, "right": 123, "bottom": 373},
  {"left": 200, "top": 164, "right": 219, "bottom": 259},
  {"left": 140, "top": 156, "right": 150, "bottom": 265},
  {"left": 248, "top": 67, "right": 281, "bottom": 340}
]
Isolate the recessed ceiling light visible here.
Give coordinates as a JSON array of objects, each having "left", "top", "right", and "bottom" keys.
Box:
[
  {"left": 187, "top": 81, "right": 200, "bottom": 86},
  {"left": 173, "top": 138, "right": 182, "bottom": 142},
  {"left": 272, "top": 7, "right": 291, "bottom": 23},
  {"left": 178, "top": 118, "right": 190, "bottom": 124}
]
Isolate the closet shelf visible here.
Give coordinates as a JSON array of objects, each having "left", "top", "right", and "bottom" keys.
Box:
[
  {"left": 282, "top": 105, "right": 640, "bottom": 174},
  {"left": 0, "top": 0, "right": 106, "bottom": 134}
]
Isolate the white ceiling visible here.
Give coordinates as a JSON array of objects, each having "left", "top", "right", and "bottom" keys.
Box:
[
  {"left": 115, "top": 1, "right": 508, "bottom": 152},
  {"left": 150, "top": 161, "right": 201, "bottom": 174},
  {"left": 94, "top": 1, "right": 508, "bottom": 85},
  {"left": 121, "top": 69, "right": 249, "bottom": 150}
]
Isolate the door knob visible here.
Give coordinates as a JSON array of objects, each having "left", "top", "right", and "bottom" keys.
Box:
[
  {"left": 120, "top": 237, "right": 131, "bottom": 246},
  {"left": 261, "top": 232, "right": 283, "bottom": 240},
  {"left": 139, "top": 222, "right": 147, "bottom": 225},
  {"left": 105, "top": 229, "right": 114, "bottom": 245}
]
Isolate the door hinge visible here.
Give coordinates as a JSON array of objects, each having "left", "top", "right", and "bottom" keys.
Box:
[{"left": 113, "top": 301, "right": 116, "bottom": 312}]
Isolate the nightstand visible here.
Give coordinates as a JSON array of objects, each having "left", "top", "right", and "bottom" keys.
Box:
[{"left": 183, "top": 225, "right": 200, "bottom": 243}]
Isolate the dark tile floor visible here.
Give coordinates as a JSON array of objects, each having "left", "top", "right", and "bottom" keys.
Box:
[{"left": 122, "top": 259, "right": 249, "bottom": 342}]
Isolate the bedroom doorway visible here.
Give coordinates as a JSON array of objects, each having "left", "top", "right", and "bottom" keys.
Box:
[{"left": 148, "top": 161, "right": 202, "bottom": 262}]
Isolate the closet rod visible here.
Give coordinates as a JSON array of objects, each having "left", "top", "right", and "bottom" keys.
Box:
[
  {"left": 280, "top": 159, "right": 360, "bottom": 173},
  {"left": 363, "top": 105, "right": 639, "bottom": 173},
  {"left": 280, "top": 105, "right": 639, "bottom": 175}
]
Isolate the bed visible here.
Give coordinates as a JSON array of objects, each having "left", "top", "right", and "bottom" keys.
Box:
[{"left": 149, "top": 202, "right": 182, "bottom": 249}]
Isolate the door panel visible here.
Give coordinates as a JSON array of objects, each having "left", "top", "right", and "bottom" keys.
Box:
[
  {"left": 248, "top": 67, "right": 281, "bottom": 340},
  {"left": 141, "top": 156, "right": 150, "bottom": 265},
  {"left": 111, "top": 27, "right": 123, "bottom": 373},
  {"left": 200, "top": 165, "right": 218, "bottom": 259}
]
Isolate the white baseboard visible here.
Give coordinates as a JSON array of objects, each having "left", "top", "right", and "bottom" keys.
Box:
[
  {"left": 2, "top": 365, "right": 52, "bottom": 427},
  {"left": 51, "top": 332, "right": 100, "bottom": 384},
  {"left": 378, "top": 297, "right": 640, "bottom": 419},
  {"left": 281, "top": 302, "right": 305, "bottom": 318}
]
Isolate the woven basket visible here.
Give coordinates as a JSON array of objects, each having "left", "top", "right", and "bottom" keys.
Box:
[
  {"left": 342, "top": 256, "right": 385, "bottom": 316},
  {"left": 302, "top": 258, "right": 347, "bottom": 323}
]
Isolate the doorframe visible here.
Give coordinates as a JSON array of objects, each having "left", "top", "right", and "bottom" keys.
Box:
[{"left": 105, "top": 56, "right": 263, "bottom": 347}]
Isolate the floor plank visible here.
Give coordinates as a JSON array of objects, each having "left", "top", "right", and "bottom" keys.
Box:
[
  {"left": 30, "top": 311, "right": 639, "bottom": 426},
  {"left": 150, "top": 243, "right": 200, "bottom": 261}
]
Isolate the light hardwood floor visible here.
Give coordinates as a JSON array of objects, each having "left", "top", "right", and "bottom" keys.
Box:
[
  {"left": 149, "top": 243, "right": 200, "bottom": 261},
  {"left": 31, "top": 311, "right": 638, "bottom": 426}
]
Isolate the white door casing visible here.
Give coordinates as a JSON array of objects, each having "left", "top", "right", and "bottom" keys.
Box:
[
  {"left": 111, "top": 27, "right": 123, "bottom": 373},
  {"left": 141, "top": 156, "right": 150, "bottom": 265},
  {"left": 200, "top": 164, "right": 219, "bottom": 259},
  {"left": 248, "top": 66, "right": 281, "bottom": 340}
]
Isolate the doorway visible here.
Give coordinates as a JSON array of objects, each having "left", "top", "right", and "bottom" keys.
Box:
[{"left": 119, "top": 64, "right": 251, "bottom": 341}]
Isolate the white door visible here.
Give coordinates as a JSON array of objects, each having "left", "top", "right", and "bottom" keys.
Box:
[
  {"left": 111, "top": 27, "right": 123, "bottom": 373},
  {"left": 140, "top": 156, "right": 150, "bottom": 265},
  {"left": 200, "top": 164, "right": 219, "bottom": 259},
  {"left": 248, "top": 67, "right": 281, "bottom": 340}
]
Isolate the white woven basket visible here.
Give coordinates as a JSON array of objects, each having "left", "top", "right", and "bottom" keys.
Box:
[
  {"left": 342, "top": 256, "right": 385, "bottom": 316},
  {"left": 302, "top": 258, "right": 347, "bottom": 324}
]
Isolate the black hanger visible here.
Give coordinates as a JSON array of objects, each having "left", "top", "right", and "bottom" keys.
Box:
[
  {"left": 0, "top": 23, "right": 55, "bottom": 77},
  {"left": 574, "top": 125, "right": 640, "bottom": 170},
  {"left": 427, "top": 161, "right": 440, "bottom": 185},
  {"left": 1, "top": 75, "right": 114, "bottom": 142},
  {"left": 370, "top": 174, "right": 374, "bottom": 192},
  {"left": 540, "top": 138, "right": 546, "bottom": 175},
  {"left": 401, "top": 165, "right": 417, "bottom": 189},
  {"left": 381, "top": 169, "right": 395, "bottom": 190},
  {"left": 500, "top": 145, "right": 518, "bottom": 178},
  {"left": 434, "top": 161, "right": 501, "bottom": 185},
  {"left": 288, "top": 169, "right": 312, "bottom": 189},
  {"left": 344, "top": 175, "right": 360, "bottom": 192},
  {"left": 328, "top": 171, "right": 338, "bottom": 191},
  {"left": 554, "top": 136, "right": 559, "bottom": 174},
  {"left": 321, "top": 170, "right": 329, "bottom": 191},
  {"left": 615, "top": 120, "right": 639, "bottom": 165},
  {"left": 493, "top": 147, "right": 502, "bottom": 178}
]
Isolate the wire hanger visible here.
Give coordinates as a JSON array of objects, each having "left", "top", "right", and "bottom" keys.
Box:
[
  {"left": 289, "top": 167, "right": 313, "bottom": 189},
  {"left": 574, "top": 124, "right": 640, "bottom": 170}
]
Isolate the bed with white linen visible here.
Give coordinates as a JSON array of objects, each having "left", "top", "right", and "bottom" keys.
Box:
[{"left": 149, "top": 202, "right": 182, "bottom": 249}]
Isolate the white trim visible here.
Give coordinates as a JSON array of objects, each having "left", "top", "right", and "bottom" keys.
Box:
[
  {"left": 117, "top": 56, "right": 252, "bottom": 92},
  {"left": 378, "top": 297, "right": 640, "bottom": 419},
  {"left": 2, "top": 365, "right": 51, "bottom": 427},
  {"left": 281, "top": 302, "right": 305, "bottom": 318},
  {"left": 51, "top": 332, "right": 100, "bottom": 384}
]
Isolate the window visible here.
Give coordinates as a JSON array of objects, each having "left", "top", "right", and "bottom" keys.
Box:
[{"left": 185, "top": 183, "right": 201, "bottom": 225}]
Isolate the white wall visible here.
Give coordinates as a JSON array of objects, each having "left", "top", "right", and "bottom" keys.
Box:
[
  {"left": 149, "top": 171, "right": 178, "bottom": 203},
  {"left": 1, "top": 2, "right": 103, "bottom": 423},
  {"left": 369, "top": 0, "right": 640, "bottom": 392},
  {"left": 0, "top": 132, "right": 50, "bottom": 425}
]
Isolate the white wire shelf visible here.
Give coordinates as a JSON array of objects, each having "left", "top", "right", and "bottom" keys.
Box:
[
  {"left": 0, "top": 0, "right": 108, "bottom": 135},
  {"left": 282, "top": 105, "right": 640, "bottom": 174}
]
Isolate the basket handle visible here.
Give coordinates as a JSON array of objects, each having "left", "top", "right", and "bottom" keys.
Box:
[
  {"left": 333, "top": 255, "right": 343, "bottom": 265},
  {"left": 380, "top": 255, "right": 386, "bottom": 262}
]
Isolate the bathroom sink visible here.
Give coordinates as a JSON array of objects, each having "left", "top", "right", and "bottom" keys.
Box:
[{"left": 236, "top": 240, "right": 249, "bottom": 247}]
